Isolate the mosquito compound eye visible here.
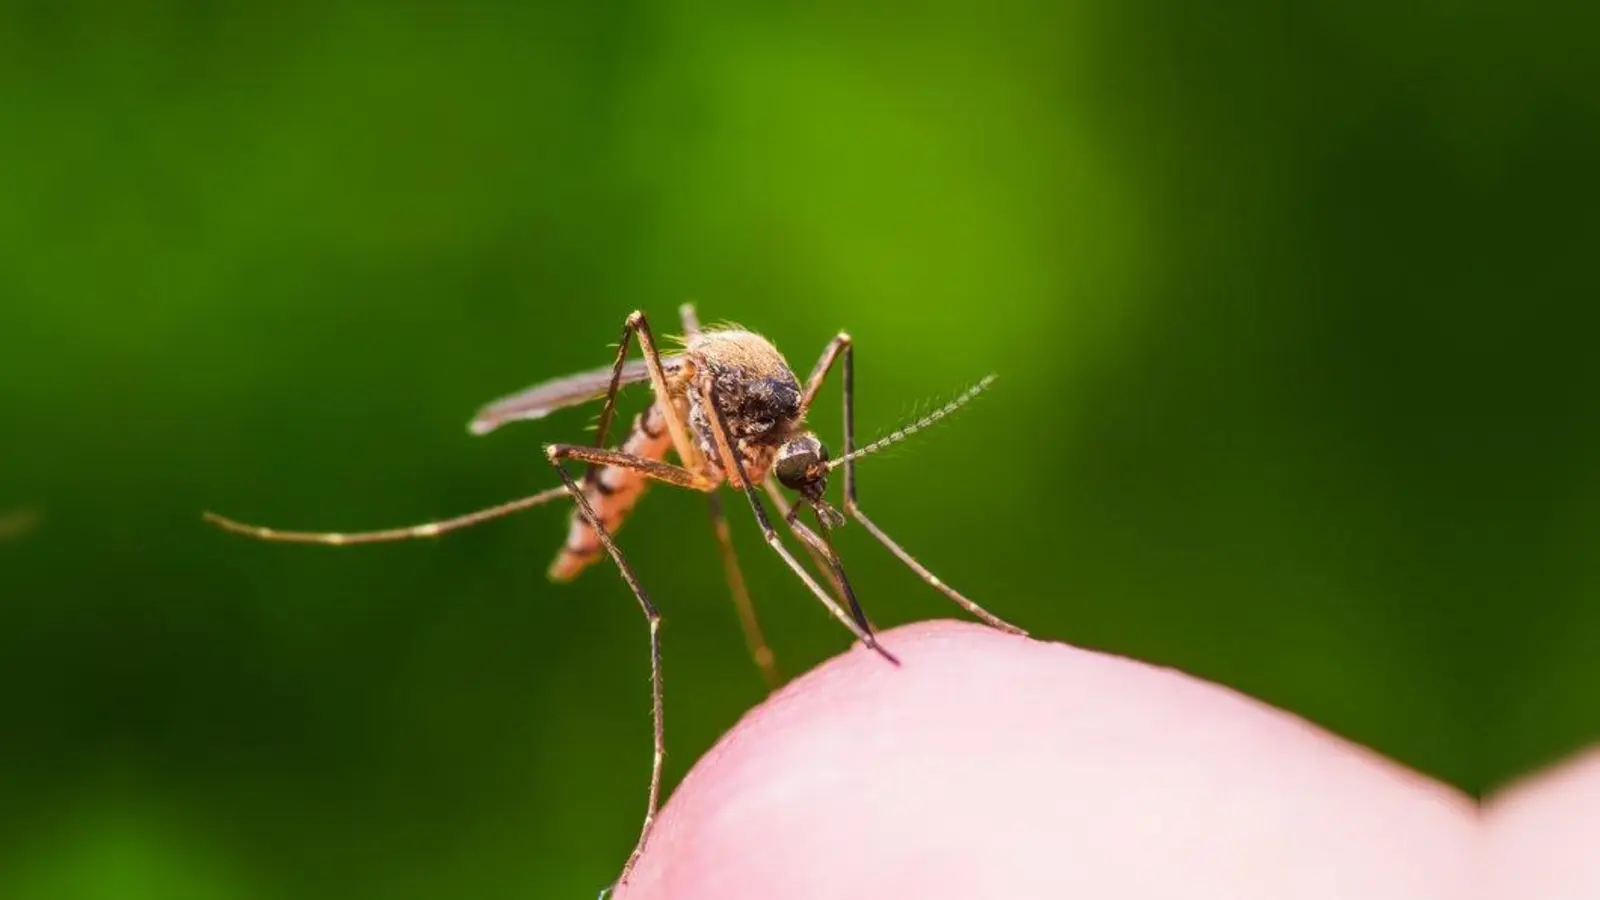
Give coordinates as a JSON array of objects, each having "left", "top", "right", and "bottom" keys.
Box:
[
  {"left": 775, "top": 434, "right": 830, "bottom": 490},
  {"left": 774, "top": 448, "right": 817, "bottom": 490}
]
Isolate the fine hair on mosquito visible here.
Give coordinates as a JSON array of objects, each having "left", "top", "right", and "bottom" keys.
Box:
[{"left": 202, "top": 304, "right": 1022, "bottom": 896}]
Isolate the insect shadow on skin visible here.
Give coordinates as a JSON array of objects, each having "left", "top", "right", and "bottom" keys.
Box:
[{"left": 201, "top": 303, "right": 1019, "bottom": 897}]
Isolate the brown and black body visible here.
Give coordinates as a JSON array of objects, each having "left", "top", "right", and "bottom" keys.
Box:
[{"left": 550, "top": 328, "right": 804, "bottom": 581}]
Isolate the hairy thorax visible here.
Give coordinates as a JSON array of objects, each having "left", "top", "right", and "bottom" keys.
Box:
[{"left": 675, "top": 328, "right": 805, "bottom": 485}]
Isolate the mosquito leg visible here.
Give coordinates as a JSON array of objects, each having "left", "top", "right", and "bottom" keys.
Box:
[
  {"left": 677, "top": 303, "right": 784, "bottom": 690},
  {"left": 546, "top": 441, "right": 720, "bottom": 578},
  {"left": 774, "top": 489, "right": 880, "bottom": 634},
  {"left": 761, "top": 476, "right": 881, "bottom": 633},
  {"left": 202, "top": 486, "right": 570, "bottom": 545},
  {"left": 798, "top": 331, "right": 850, "bottom": 416},
  {"left": 703, "top": 493, "right": 782, "bottom": 689},
  {"left": 761, "top": 477, "right": 846, "bottom": 604},
  {"left": 583, "top": 316, "right": 641, "bottom": 486},
  {"left": 782, "top": 506, "right": 875, "bottom": 637},
  {"left": 807, "top": 335, "right": 1027, "bottom": 636},
  {"left": 626, "top": 310, "right": 709, "bottom": 476},
  {"left": 546, "top": 445, "right": 716, "bottom": 492},
  {"left": 695, "top": 378, "right": 898, "bottom": 665},
  {"left": 546, "top": 452, "right": 665, "bottom": 896},
  {"left": 202, "top": 321, "right": 656, "bottom": 550}
]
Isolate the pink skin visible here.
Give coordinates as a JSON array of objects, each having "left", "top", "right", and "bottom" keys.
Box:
[
  {"left": 1485, "top": 748, "right": 1600, "bottom": 899},
  {"left": 613, "top": 620, "right": 1476, "bottom": 899}
]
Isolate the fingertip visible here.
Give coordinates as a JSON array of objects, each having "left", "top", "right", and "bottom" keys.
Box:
[
  {"left": 617, "top": 619, "right": 1472, "bottom": 900},
  {"left": 1485, "top": 746, "right": 1600, "bottom": 899}
]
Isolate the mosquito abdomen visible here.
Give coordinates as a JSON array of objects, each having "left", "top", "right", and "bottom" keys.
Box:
[{"left": 549, "top": 402, "right": 675, "bottom": 582}]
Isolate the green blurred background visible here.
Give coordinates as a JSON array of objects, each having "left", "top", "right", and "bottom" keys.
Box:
[{"left": 1, "top": 1, "right": 1595, "bottom": 897}]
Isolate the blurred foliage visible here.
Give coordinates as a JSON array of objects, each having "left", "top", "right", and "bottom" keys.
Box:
[{"left": 1, "top": 1, "right": 1596, "bottom": 897}]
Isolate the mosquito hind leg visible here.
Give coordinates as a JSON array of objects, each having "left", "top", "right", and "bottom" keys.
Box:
[
  {"left": 547, "top": 449, "right": 668, "bottom": 896},
  {"left": 202, "top": 486, "right": 570, "bottom": 545},
  {"left": 805, "top": 334, "right": 1027, "bottom": 636}
]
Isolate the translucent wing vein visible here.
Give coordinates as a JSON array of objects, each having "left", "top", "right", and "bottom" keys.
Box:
[{"left": 468, "top": 356, "right": 680, "bottom": 435}]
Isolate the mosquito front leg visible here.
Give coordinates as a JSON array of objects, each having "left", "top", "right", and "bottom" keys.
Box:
[
  {"left": 625, "top": 310, "right": 709, "bottom": 477},
  {"left": 761, "top": 476, "right": 847, "bottom": 607},
  {"left": 809, "top": 335, "right": 1027, "bottom": 636},
  {"left": 798, "top": 331, "right": 850, "bottom": 416},
  {"left": 695, "top": 378, "right": 898, "bottom": 665},
  {"left": 781, "top": 506, "right": 876, "bottom": 637},
  {"left": 681, "top": 302, "right": 783, "bottom": 690}
]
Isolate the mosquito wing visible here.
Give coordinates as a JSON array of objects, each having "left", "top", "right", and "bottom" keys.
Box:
[{"left": 468, "top": 356, "right": 681, "bottom": 435}]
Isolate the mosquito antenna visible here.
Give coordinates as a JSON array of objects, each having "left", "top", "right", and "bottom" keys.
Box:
[
  {"left": 202, "top": 485, "right": 569, "bottom": 545},
  {"left": 826, "top": 374, "right": 997, "bottom": 471}
]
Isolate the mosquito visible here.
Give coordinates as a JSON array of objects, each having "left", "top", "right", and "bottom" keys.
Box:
[{"left": 202, "top": 304, "right": 1024, "bottom": 895}]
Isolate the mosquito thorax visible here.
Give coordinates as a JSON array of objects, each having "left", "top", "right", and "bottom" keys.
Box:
[{"left": 774, "top": 432, "right": 829, "bottom": 497}]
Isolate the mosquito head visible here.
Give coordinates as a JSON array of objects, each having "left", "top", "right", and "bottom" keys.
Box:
[{"left": 774, "top": 431, "right": 830, "bottom": 501}]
